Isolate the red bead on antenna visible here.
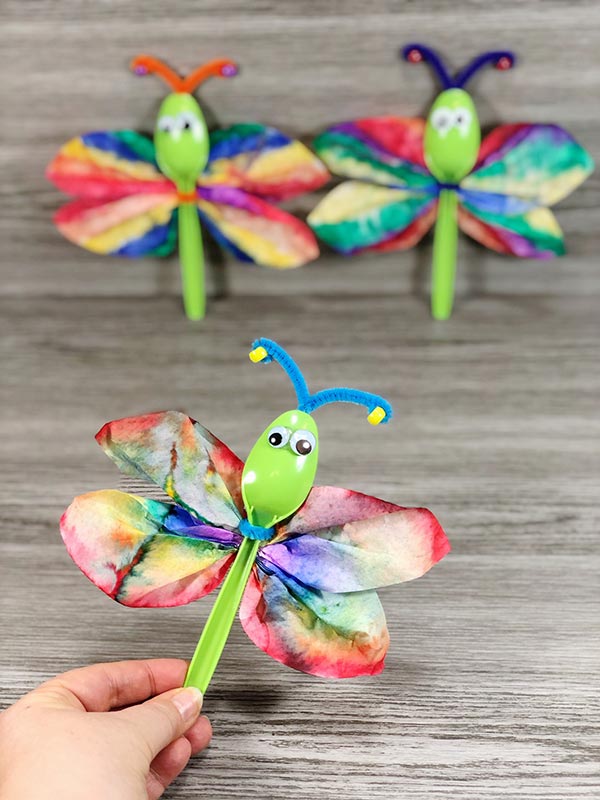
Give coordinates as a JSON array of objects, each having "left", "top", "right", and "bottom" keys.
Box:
[
  {"left": 495, "top": 55, "right": 513, "bottom": 71},
  {"left": 407, "top": 48, "right": 423, "bottom": 63}
]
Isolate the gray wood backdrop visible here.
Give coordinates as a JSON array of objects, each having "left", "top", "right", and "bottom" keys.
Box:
[{"left": 1, "top": 1, "right": 599, "bottom": 798}]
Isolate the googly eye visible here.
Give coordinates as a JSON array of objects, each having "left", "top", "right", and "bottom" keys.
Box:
[
  {"left": 430, "top": 107, "right": 453, "bottom": 137},
  {"left": 177, "top": 111, "right": 202, "bottom": 140},
  {"left": 157, "top": 115, "right": 176, "bottom": 133},
  {"left": 267, "top": 426, "right": 290, "bottom": 449},
  {"left": 290, "top": 430, "right": 316, "bottom": 457},
  {"left": 454, "top": 107, "right": 472, "bottom": 136}
]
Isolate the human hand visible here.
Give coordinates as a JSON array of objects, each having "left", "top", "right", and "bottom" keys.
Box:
[{"left": 0, "top": 659, "right": 211, "bottom": 800}]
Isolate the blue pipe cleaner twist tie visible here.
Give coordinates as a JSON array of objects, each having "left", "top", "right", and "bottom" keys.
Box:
[{"left": 239, "top": 517, "right": 275, "bottom": 542}]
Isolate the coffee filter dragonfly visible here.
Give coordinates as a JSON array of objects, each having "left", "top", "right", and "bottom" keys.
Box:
[
  {"left": 308, "top": 43, "right": 594, "bottom": 319},
  {"left": 47, "top": 56, "right": 329, "bottom": 320},
  {"left": 60, "top": 339, "right": 450, "bottom": 693}
]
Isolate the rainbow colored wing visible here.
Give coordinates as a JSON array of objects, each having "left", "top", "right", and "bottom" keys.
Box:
[
  {"left": 464, "top": 124, "right": 594, "bottom": 204},
  {"left": 47, "top": 130, "right": 178, "bottom": 257},
  {"left": 240, "top": 566, "right": 389, "bottom": 678},
  {"left": 457, "top": 194, "right": 565, "bottom": 258},
  {"left": 265, "top": 487, "right": 449, "bottom": 592},
  {"left": 459, "top": 124, "right": 594, "bottom": 257},
  {"left": 202, "top": 123, "right": 329, "bottom": 201},
  {"left": 239, "top": 487, "right": 449, "bottom": 678},
  {"left": 313, "top": 117, "right": 432, "bottom": 188},
  {"left": 53, "top": 195, "right": 179, "bottom": 257},
  {"left": 197, "top": 186, "right": 320, "bottom": 268},
  {"left": 309, "top": 118, "right": 437, "bottom": 254},
  {"left": 61, "top": 490, "right": 240, "bottom": 608},
  {"left": 307, "top": 181, "right": 437, "bottom": 255},
  {"left": 96, "top": 411, "right": 244, "bottom": 528},
  {"left": 47, "top": 130, "right": 171, "bottom": 199}
]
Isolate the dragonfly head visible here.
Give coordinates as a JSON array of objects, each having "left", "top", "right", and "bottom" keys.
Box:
[
  {"left": 424, "top": 89, "right": 480, "bottom": 183},
  {"left": 241, "top": 339, "right": 392, "bottom": 530},
  {"left": 154, "top": 93, "right": 210, "bottom": 190},
  {"left": 402, "top": 44, "right": 515, "bottom": 183},
  {"left": 242, "top": 409, "right": 319, "bottom": 529},
  {"left": 131, "top": 54, "right": 238, "bottom": 191}
]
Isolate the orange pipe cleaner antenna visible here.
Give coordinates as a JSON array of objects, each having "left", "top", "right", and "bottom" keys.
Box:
[
  {"left": 131, "top": 54, "right": 238, "bottom": 93},
  {"left": 181, "top": 59, "right": 239, "bottom": 92},
  {"left": 131, "top": 55, "right": 186, "bottom": 92}
]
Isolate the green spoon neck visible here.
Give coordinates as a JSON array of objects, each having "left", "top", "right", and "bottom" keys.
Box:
[
  {"left": 184, "top": 536, "right": 260, "bottom": 694},
  {"left": 431, "top": 188, "right": 459, "bottom": 321}
]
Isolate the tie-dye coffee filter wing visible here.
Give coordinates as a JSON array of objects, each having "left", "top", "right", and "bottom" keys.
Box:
[
  {"left": 264, "top": 486, "right": 450, "bottom": 593},
  {"left": 198, "top": 185, "right": 320, "bottom": 268},
  {"left": 458, "top": 123, "right": 594, "bottom": 257},
  {"left": 47, "top": 130, "right": 171, "bottom": 199},
  {"left": 53, "top": 194, "right": 179, "bottom": 257},
  {"left": 203, "top": 123, "right": 329, "bottom": 201},
  {"left": 197, "top": 126, "right": 327, "bottom": 268},
  {"left": 96, "top": 411, "right": 244, "bottom": 528},
  {"left": 308, "top": 181, "right": 437, "bottom": 255},
  {"left": 239, "top": 485, "right": 449, "bottom": 677},
  {"left": 47, "top": 130, "right": 179, "bottom": 256},
  {"left": 463, "top": 123, "right": 594, "bottom": 205},
  {"left": 60, "top": 490, "right": 241, "bottom": 607},
  {"left": 240, "top": 563, "right": 389, "bottom": 678},
  {"left": 313, "top": 117, "right": 433, "bottom": 188},
  {"left": 457, "top": 193, "right": 566, "bottom": 258},
  {"left": 309, "top": 117, "right": 439, "bottom": 253}
]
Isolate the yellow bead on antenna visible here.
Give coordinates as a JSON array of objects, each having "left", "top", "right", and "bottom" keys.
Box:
[
  {"left": 249, "top": 345, "right": 268, "bottom": 363},
  {"left": 367, "top": 406, "right": 386, "bottom": 426}
]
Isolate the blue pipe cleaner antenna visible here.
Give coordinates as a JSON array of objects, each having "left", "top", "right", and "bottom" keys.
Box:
[
  {"left": 248, "top": 338, "right": 393, "bottom": 425},
  {"left": 402, "top": 43, "right": 453, "bottom": 89},
  {"left": 402, "top": 43, "right": 515, "bottom": 90},
  {"left": 454, "top": 50, "right": 515, "bottom": 88}
]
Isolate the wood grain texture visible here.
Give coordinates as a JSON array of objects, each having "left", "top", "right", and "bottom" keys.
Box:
[
  {"left": 1, "top": 1, "right": 600, "bottom": 798},
  {"left": 1, "top": 292, "right": 599, "bottom": 799}
]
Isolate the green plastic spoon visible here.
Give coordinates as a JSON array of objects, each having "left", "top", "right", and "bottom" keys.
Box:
[{"left": 184, "top": 338, "right": 392, "bottom": 693}]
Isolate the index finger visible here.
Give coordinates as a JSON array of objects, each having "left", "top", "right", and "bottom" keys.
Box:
[{"left": 37, "top": 659, "right": 189, "bottom": 712}]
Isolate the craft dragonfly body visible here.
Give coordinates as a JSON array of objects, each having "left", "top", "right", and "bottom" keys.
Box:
[
  {"left": 47, "top": 56, "right": 328, "bottom": 320},
  {"left": 308, "top": 43, "right": 594, "bottom": 319},
  {"left": 60, "top": 339, "right": 449, "bottom": 693}
]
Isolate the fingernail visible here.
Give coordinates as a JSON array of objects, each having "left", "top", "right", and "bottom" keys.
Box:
[{"left": 172, "top": 687, "right": 203, "bottom": 722}]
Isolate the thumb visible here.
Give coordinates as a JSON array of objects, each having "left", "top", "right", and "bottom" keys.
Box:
[{"left": 118, "top": 686, "right": 203, "bottom": 759}]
